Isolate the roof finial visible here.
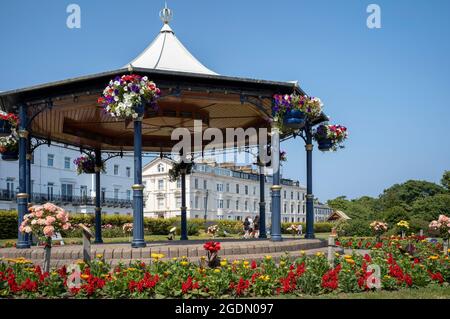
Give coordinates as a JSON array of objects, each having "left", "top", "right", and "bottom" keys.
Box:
[{"left": 160, "top": 2, "right": 173, "bottom": 24}]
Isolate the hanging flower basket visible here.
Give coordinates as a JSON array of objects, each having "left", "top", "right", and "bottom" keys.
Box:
[
  {"left": 283, "top": 109, "right": 305, "bottom": 128},
  {"left": 168, "top": 161, "right": 194, "bottom": 182},
  {"left": 0, "top": 112, "right": 18, "bottom": 137},
  {"left": 98, "top": 74, "right": 160, "bottom": 119},
  {"left": 314, "top": 124, "right": 348, "bottom": 152},
  {"left": 0, "top": 135, "right": 19, "bottom": 161},
  {"left": 73, "top": 154, "right": 105, "bottom": 175}
]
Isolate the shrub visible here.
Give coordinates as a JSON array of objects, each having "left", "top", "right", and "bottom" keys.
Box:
[
  {"left": 281, "top": 222, "right": 333, "bottom": 234},
  {"left": 0, "top": 211, "right": 17, "bottom": 239},
  {"left": 335, "top": 219, "right": 372, "bottom": 237}
]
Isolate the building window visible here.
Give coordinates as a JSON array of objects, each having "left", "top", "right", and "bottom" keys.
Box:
[
  {"left": 291, "top": 204, "right": 294, "bottom": 213},
  {"left": 47, "top": 154, "right": 54, "bottom": 167},
  {"left": 158, "top": 179, "right": 164, "bottom": 190},
  {"left": 80, "top": 185, "right": 87, "bottom": 199},
  {"left": 253, "top": 187, "right": 256, "bottom": 195},
  {"left": 157, "top": 163, "right": 165, "bottom": 172},
  {"left": 203, "top": 180, "right": 207, "bottom": 189},
  {"left": 176, "top": 196, "right": 181, "bottom": 208},
  {"left": 236, "top": 184, "right": 239, "bottom": 194},
  {"left": 194, "top": 178, "right": 199, "bottom": 189},
  {"left": 284, "top": 203, "right": 287, "bottom": 213},
  {"left": 216, "top": 183, "right": 223, "bottom": 192},
  {"left": 61, "top": 183, "right": 73, "bottom": 201},
  {"left": 235, "top": 200, "right": 239, "bottom": 210},
  {"left": 126, "top": 167, "right": 131, "bottom": 177},
  {"left": 176, "top": 178, "right": 181, "bottom": 188},
  {"left": 283, "top": 190, "right": 286, "bottom": 199},
  {"left": 245, "top": 185, "right": 248, "bottom": 195},
  {"left": 297, "top": 192, "right": 300, "bottom": 200},
  {"left": 101, "top": 188, "right": 106, "bottom": 204},
  {"left": 126, "top": 190, "right": 131, "bottom": 200},
  {"left": 226, "top": 183, "right": 230, "bottom": 192},
  {"left": 114, "top": 165, "right": 119, "bottom": 175},
  {"left": 6, "top": 179, "right": 14, "bottom": 199},
  {"left": 244, "top": 200, "right": 248, "bottom": 211},
  {"left": 226, "top": 199, "right": 230, "bottom": 209},
  {"left": 157, "top": 198, "right": 164, "bottom": 209},
  {"left": 194, "top": 196, "right": 199, "bottom": 209},
  {"left": 291, "top": 191, "right": 293, "bottom": 200},
  {"left": 64, "top": 157, "right": 71, "bottom": 169},
  {"left": 114, "top": 188, "right": 119, "bottom": 200},
  {"left": 218, "top": 199, "right": 224, "bottom": 209}
]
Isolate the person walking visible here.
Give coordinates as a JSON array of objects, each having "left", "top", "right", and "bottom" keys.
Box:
[
  {"left": 243, "top": 217, "right": 250, "bottom": 239},
  {"left": 248, "top": 216, "right": 254, "bottom": 238},
  {"left": 298, "top": 223, "right": 303, "bottom": 237},
  {"left": 252, "top": 215, "right": 260, "bottom": 238}
]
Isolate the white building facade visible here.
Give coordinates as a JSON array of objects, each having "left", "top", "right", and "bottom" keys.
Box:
[
  {"left": 142, "top": 158, "right": 332, "bottom": 223},
  {"left": 0, "top": 144, "right": 134, "bottom": 214}
]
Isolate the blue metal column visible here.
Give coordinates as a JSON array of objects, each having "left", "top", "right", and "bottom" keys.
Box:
[
  {"left": 131, "top": 104, "right": 146, "bottom": 248},
  {"left": 258, "top": 157, "right": 267, "bottom": 239},
  {"left": 17, "top": 104, "right": 30, "bottom": 249},
  {"left": 180, "top": 165, "right": 188, "bottom": 240},
  {"left": 94, "top": 149, "right": 103, "bottom": 244},
  {"left": 305, "top": 126, "right": 315, "bottom": 239},
  {"left": 26, "top": 140, "right": 32, "bottom": 245},
  {"left": 270, "top": 123, "right": 282, "bottom": 241}
]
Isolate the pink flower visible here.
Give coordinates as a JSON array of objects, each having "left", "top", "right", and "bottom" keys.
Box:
[
  {"left": 43, "top": 203, "right": 58, "bottom": 213},
  {"left": 35, "top": 209, "right": 44, "bottom": 218},
  {"left": 37, "top": 218, "right": 47, "bottom": 226},
  {"left": 62, "top": 223, "right": 71, "bottom": 230},
  {"left": 43, "top": 226, "right": 55, "bottom": 237},
  {"left": 24, "top": 226, "right": 32, "bottom": 233},
  {"left": 56, "top": 211, "right": 65, "bottom": 221},
  {"left": 45, "top": 216, "right": 56, "bottom": 226}
]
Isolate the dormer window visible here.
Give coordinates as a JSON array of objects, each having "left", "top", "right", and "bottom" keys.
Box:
[{"left": 157, "top": 163, "right": 165, "bottom": 172}]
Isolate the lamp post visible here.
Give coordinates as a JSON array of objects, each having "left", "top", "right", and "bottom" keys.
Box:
[
  {"left": 94, "top": 149, "right": 103, "bottom": 244},
  {"left": 204, "top": 189, "right": 209, "bottom": 221}
]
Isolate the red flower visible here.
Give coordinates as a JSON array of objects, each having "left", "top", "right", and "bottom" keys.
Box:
[
  {"left": 251, "top": 260, "right": 257, "bottom": 269},
  {"left": 181, "top": 276, "right": 199, "bottom": 294},
  {"left": 203, "top": 241, "right": 221, "bottom": 253}
]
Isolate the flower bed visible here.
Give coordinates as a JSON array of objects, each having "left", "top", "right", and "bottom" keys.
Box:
[{"left": 1, "top": 237, "right": 449, "bottom": 298}]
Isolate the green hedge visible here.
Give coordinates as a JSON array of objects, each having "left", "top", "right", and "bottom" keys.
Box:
[
  {"left": 0, "top": 211, "right": 17, "bottom": 239},
  {"left": 281, "top": 222, "right": 333, "bottom": 234}
]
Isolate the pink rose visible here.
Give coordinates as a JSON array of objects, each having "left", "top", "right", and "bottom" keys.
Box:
[
  {"left": 37, "top": 218, "right": 46, "bottom": 226},
  {"left": 43, "top": 203, "right": 58, "bottom": 213},
  {"left": 35, "top": 209, "right": 44, "bottom": 218},
  {"left": 45, "top": 216, "right": 56, "bottom": 226},
  {"left": 43, "top": 225, "right": 55, "bottom": 237},
  {"left": 62, "top": 223, "right": 71, "bottom": 230}
]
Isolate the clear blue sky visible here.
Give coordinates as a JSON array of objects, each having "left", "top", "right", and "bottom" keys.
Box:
[{"left": 1, "top": 0, "right": 449, "bottom": 202}]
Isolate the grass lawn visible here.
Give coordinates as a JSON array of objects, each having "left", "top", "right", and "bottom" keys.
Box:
[
  {"left": 275, "top": 285, "right": 450, "bottom": 299},
  {"left": 0, "top": 233, "right": 331, "bottom": 246}
]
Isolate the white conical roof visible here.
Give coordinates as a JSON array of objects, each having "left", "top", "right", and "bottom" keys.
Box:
[{"left": 124, "top": 5, "right": 218, "bottom": 75}]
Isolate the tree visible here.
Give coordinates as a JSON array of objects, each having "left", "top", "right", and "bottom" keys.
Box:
[
  {"left": 410, "top": 193, "right": 450, "bottom": 222},
  {"left": 441, "top": 170, "right": 450, "bottom": 191},
  {"left": 382, "top": 206, "right": 409, "bottom": 225},
  {"left": 379, "top": 180, "right": 446, "bottom": 210}
]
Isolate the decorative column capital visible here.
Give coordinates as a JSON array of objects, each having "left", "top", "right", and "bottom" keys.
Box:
[
  {"left": 18, "top": 130, "right": 29, "bottom": 139},
  {"left": 131, "top": 184, "right": 145, "bottom": 190},
  {"left": 271, "top": 185, "right": 282, "bottom": 191},
  {"left": 305, "top": 144, "right": 313, "bottom": 151},
  {"left": 17, "top": 193, "right": 29, "bottom": 199}
]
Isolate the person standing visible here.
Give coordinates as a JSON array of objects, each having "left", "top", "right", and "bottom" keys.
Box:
[{"left": 243, "top": 217, "right": 250, "bottom": 239}]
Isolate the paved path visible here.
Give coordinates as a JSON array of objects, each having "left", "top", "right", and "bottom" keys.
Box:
[{"left": 0, "top": 238, "right": 329, "bottom": 267}]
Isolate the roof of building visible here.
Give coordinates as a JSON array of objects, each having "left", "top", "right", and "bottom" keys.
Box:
[
  {"left": 327, "top": 210, "right": 351, "bottom": 221},
  {"left": 124, "top": 4, "right": 217, "bottom": 75}
]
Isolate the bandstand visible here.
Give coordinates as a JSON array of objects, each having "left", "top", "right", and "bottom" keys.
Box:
[{"left": 0, "top": 5, "right": 323, "bottom": 249}]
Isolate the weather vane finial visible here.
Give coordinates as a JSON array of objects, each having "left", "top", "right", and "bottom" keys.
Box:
[{"left": 160, "top": 2, "right": 173, "bottom": 24}]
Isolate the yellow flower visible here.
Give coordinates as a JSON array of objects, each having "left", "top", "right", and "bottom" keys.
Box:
[
  {"left": 265, "top": 255, "right": 272, "bottom": 261},
  {"left": 151, "top": 253, "right": 165, "bottom": 260},
  {"left": 335, "top": 253, "right": 340, "bottom": 257},
  {"left": 300, "top": 250, "right": 306, "bottom": 255},
  {"left": 279, "top": 261, "right": 286, "bottom": 266},
  {"left": 172, "top": 257, "right": 177, "bottom": 261},
  {"left": 315, "top": 252, "right": 324, "bottom": 257},
  {"left": 243, "top": 261, "right": 250, "bottom": 266},
  {"left": 345, "top": 258, "right": 355, "bottom": 264},
  {"left": 258, "top": 275, "right": 270, "bottom": 281},
  {"left": 76, "top": 259, "right": 85, "bottom": 265},
  {"left": 232, "top": 260, "right": 240, "bottom": 265},
  {"left": 214, "top": 268, "right": 221, "bottom": 273},
  {"left": 200, "top": 256, "right": 206, "bottom": 261},
  {"left": 180, "top": 261, "right": 189, "bottom": 266},
  {"left": 181, "top": 256, "right": 187, "bottom": 260},
  {"left": 127, "top": 267, "right": 137, "bottom": 272},
  {"left": 220, "top": 260, "right": 227, "bottom": 267},
  {"left": 96, "top": 254, "right": 103, "bottom": 259},
  {"left": 344, "top": 255, "right": 352, "bottom": 259},
  {"left": 80, "top": 274, "right": 89, "bottom": 280}
]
